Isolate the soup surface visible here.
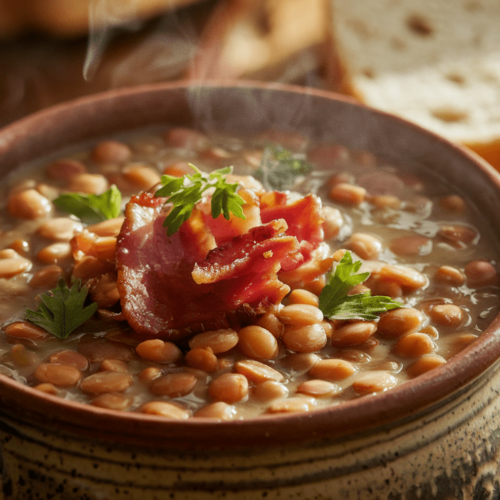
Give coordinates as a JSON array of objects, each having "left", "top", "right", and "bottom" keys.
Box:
[{"left": 0, "top": 128, "right": 498, "bottom": 420}]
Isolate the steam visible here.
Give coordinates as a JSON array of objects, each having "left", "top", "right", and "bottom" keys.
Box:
[
  {"left": 81, "top": 0, "right": 322, "bottom": 135},
  {"left": 83, "top": 0, "right": 198, "bottom": 84},
  {"left": 84, "top": 0, "right": 142, "bottom": 81}
]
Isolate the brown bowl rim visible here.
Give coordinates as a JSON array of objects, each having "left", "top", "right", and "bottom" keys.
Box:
[{"left": 0, "top": 80, "right": 500, "bottom": 449}]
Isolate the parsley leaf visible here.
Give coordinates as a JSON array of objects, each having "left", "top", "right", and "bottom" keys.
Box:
[
  {"left": 254, "top": 145, "right": 313, "bottom": 191},
  {"left": 53, "top": 185, "right": 122, "bottom": 224},
  {"left": 319, "top": 251, "right": 403, "bottom": 321},
  {"left": 155, "top": 164, "right": 246, "bottom": 236},
  {"left": 25, "top": 279, "right": 98, "bottom": 339}
]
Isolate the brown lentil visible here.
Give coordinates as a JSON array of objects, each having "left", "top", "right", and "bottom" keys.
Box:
[
  {"left": 296, "top": 379, "right": 342, "bottom": 398},
  {"left": 252, "top": 380, "right": 289, "bottom": 401},
  {"left": 0, "top": 258, "right": 31, "bottom": 279},
  {"left": 50, "top": 351, "right": 89, "bottom": 371},
  {"left": 309, "top": 359, "right": 357, "bottom": 381},
  {"left": 138, "top": 366, "right": 162, "bottom": 385},
  {"left": 288, "top": 289, "right": 320, "bottom": 307},
  {"left": 434, "top": 266, "right": 465, "bottom": 287},
  {"left": 77, "top": 339, "right": 133, "bottom": 363},
  {"left": 277, "top": 304, "right": 324, "bottom": 326},
  {"left": 91, "top": 393, "right": 134, "bottom": 411},
  {"left": 346, "top": 233, "right": 382, "bottom": 260},
  {"left": 139, "top": 401, "right": 190, "bottom": 419},
  {"left": 150, "top": 372, "right": 197, "bottom": 398},
  {"left": 34, "top": 383, "right": 59, "bottom": 395},
  {"left": 352, "top": 371, "right": 398, "bottom": 395},
  {"left": 329, "top": 183, "right": 366, "bottom": 206},
  {"left": 282, "top": 324, "right": 327, "bottom": 353},
  {"left": 136, "top": 339, "right": 182, "bottom": 364},
  {"left": 34, "top": 363, "right": 82, "bottom": 388},
  {"left": 8, "top": 189, "right": 52, "bottom": 219},
  {"left": 254, "top": 312, "right": 285, "bottom": 338},
  {"left": 377, "top": 308, "right": 423, "bottom": 339},
  {"left": 68, "top": 173, "right": 109, "bottom": 195},
  {"left": 4, "top": 321, "right": 50, "bottom": 341},
  {"left": 29, "top": 265, "right": 64, "bottom": 288},
  {"left": 37, "top": 218, "right": 81, "bottom": 241},
  {"left": 185, "top": 348, "right": 218, "bottom": 372},
  {"left": 189, "top": 329, "right": 239, "bottom": 354},
  {"left": 209, "top": 373, "right": 248, "bottom": 404},
  {"left": 393, "top": 333, "right": 435, "bottom": 358},
  {"left": 234, "top": 360, "right": 284, "bottom": 383},
  {"left": 46, "top": 158, "right": 87, "bottom": 180},
  {"left": 389, "top": 235, "right": 431, "bottom": 257},
  {"left": 267, "top": 397, "right": 316, "bottom": 414},
  {"left": 122, "top": 163, "right": 161, "bottom": 190},
  {"left": 237, "top": 326, "right": 279, "bottom": 360},
  {"left": 330, "top": 321, "right": 377, "bottom": 348},
  {"left": 407, "top": 355, "right": 447, "bottom": 378},
  {"left": 80, "top": 371, "right": 132, "bottom": 395},
  {"left": 100, "top": 359, "right": 129, "bottom": 373},
  {"left": 193, "top": 402, "right": 236, "bottom": 420},
  {"left": 464, "top": 260, "right": 499, "bottom": 287},
  {"left": 91, "top": 140, "right": 132, "bottom": 164},
  {"left": 36, "top": 242, "right": 72, "bottom": 264}
]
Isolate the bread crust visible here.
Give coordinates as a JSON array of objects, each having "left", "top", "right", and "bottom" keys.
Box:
[{"left": 329, "top": 0, "right": 500, "bottom": 171}]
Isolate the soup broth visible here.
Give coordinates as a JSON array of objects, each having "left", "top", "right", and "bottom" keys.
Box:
[{"left": 0, "top": 128, "right": 498, "bottom": 420}]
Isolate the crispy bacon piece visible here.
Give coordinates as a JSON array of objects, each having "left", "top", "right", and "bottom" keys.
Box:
[
  {"left": 116, "top": 194, "right": 300, "bottom": 339},
  {"left": 260, "top": 193, "right": 325, "bottom": 268},
  {"left": 114, "top": 180, "right": 328, "bottom": 339},
  {"left": 199, "top": 188, "right": 262, "bottom": 246},
  {"left": 192, "top": 219, "right": 302, "bottom": 284}
]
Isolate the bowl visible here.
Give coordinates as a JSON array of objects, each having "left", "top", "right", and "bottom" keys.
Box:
[{"left": 0, "top": 81, "right": 500, "bottom": 499}]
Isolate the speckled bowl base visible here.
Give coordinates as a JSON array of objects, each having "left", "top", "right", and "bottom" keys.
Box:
[
  {"left": 1, "top": 82, "right": 500, "bottom": 500},
  {"left": 1, "top": 359, "right": 500, "bottom": 500}
]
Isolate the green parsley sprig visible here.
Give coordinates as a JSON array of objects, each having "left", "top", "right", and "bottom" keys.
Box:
[
  {"left": 25, "top": 279, "right": 98, "bottom": 339},
  {"left": 53, "top": 185, "right": 122, "bottom": 224},
  {"left": 155, "top": 164, "right": 246, "bottom": 236},
  {"left": 319, "top": 251, "right": 403, "bottom": 321},
  {"left": 254, "top": 145, "right": 313, "bottom": 191}
]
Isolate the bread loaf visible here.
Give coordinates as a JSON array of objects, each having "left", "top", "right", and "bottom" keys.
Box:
[
  {"left": 330, "top": 0, "right": 500, "bottom": 168},
  {"left": 188, "top": 0, "right": 330, "bottom": 81}
]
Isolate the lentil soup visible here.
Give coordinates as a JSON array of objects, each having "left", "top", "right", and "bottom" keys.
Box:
[{"left": 0, "top": 127, "right": 498, "bottom": 421}]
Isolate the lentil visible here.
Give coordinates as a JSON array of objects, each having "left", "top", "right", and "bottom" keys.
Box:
[{"left": 0, "top": 129, "right": 497, "bottom": 420}]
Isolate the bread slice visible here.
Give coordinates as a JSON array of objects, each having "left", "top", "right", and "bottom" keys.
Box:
[
  {"left": 330, "top": 0, "right": 500, "bottom": 168},
  {"left": 188, "top": 0, "right": 330, "bottom": 82}
]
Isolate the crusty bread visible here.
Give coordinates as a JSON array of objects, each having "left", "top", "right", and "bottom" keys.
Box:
[
  {"left": 188, "top": 0, "right": 330, "bottom": 81},
  {"left": 330, "top": 0, "right": 500, "bottom": 168}
]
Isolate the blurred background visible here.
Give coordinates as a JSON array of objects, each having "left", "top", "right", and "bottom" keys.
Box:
[
  {"left": 1, "top": 0, "right": 499, "bottom": 169},
  {"left": 0, "top": 0, "right": 333, "bottom": 127}
]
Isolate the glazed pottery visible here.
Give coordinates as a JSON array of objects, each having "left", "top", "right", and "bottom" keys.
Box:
[{"left": 0, "top": 82, "right": 500, "bottom": 500}]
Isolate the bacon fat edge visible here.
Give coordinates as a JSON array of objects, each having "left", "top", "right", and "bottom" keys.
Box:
[{"left": 115, "top": 189, "right": 325, "bottom": 339}]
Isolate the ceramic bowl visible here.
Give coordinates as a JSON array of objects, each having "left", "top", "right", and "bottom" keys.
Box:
[{"left": 1, "top": 81, "right": 500, "bottom": 500}]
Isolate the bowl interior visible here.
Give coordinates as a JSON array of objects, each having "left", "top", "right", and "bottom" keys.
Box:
[{"left": 1, "top": 81, "right": 500, "bottom": 448}]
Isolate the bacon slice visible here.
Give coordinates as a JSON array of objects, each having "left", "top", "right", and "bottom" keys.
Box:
[
  {"left": 199, "top": 188, "right": 262, "bottom": 246},
  {"left": 260, "top": 193, "right": 325, "bottom": 269},
  {"left": 116, "top": 194, "right": 299, "bottom": 339},
  {"left": 192, "top": 219, "right": 298, "bottom": 283}
]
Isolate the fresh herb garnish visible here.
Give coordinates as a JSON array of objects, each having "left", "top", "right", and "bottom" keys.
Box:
[
  {"left": 254, "top": 145, "right": 313, "bottom": 191},
  {"left": 319, "top": 251, "right": 403, "bottom": 321},
  {"left": 53, "top": 185, "right": 122, "bottom": 224},
  {"left": 25, "top": 279, "right": 98, "bottom": 339},
  {"left": 155, "top": 164, "right": 246, "bottom": 236}
]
